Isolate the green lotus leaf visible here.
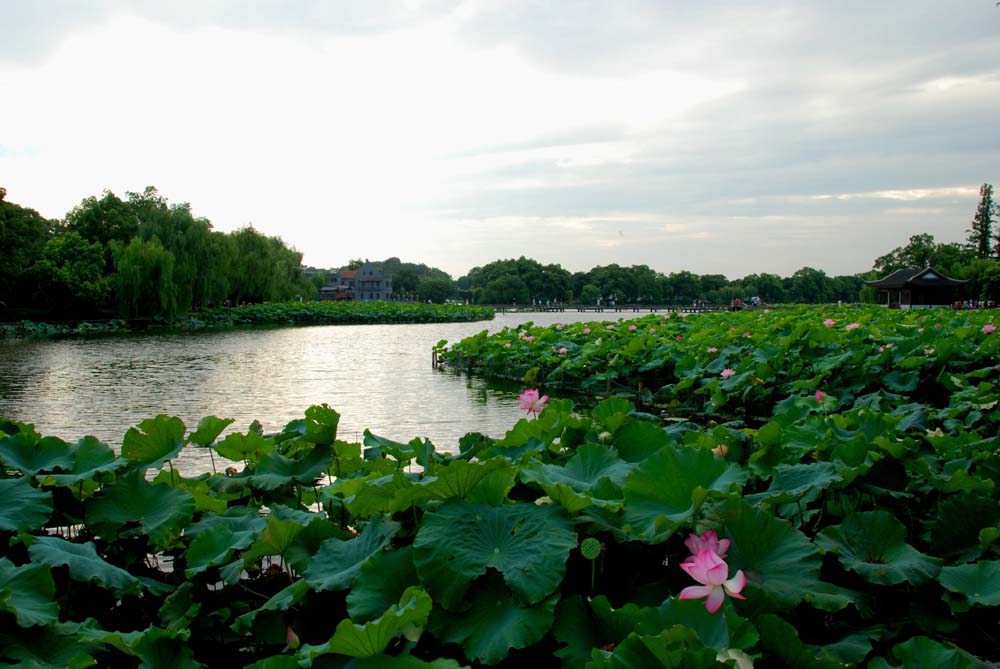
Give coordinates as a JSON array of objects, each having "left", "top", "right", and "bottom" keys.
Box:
[
  {"left": 303, "top": 404, "right": 340, "bottom": 445},
  {"left": 938, "top": 560, "right": 1000, "bottom": 607},
  {"left": 43, "top": 436, "right": 124, "bottom": 486},
  {"left": 868, "top": 635, "right": 984, "bottom": 669},
  {"left": 419, "top": 457, "right": 511, "bottom": 500},
  {"left": 232, "top": 579, "right": 311, "bottom": 634},
  {"left": 754, "top": 614, "right": 856, "bottom": 669},
  {"left": 521, "top": 443, "right": 633, "bottom": 492},
  {"left": 185, "top": 505, "right": 267, "bottom": 539},
  {"left": 590, "top": 625, "right": 720, "bottom": 669},
  {"left": 0, "top": 618, "right": 101, "bottom": 668},
  {"left": 591, "top": 397, "right": 636, "bottom": 434},
  {"left": 152, "top": 469, "right": 227, "bottom": 514},
  {"left": 744, "top": 462, "right": 843, "bottom": 506},
  {"left": 121, "top": 415, "right": 186, "bottom": 472},
  {"left": 214, "top": 430, "right": 274, "bottom": 463},
  {"left": 81, "top": 625, "right": 200, "bottom": 669},
  {"left": 883, "top": 370, "right": 919, "bottom": 393},
  {"left": 185, "top": 522, "right": 257, "bottom": 577},
  {"left": 644, "top": 598, "right": 758, "bottom": 653},
  {"left": 304, "top": 516, "right": 399, "bottom": 591},
  {"left": 429, "top": 573, "right": 558, "bottom": 665},
  {"left": 815, "top": 511, "right": 942, "bottom": 585},
  {"left": 300, "top": 586, "right": 431, "bottom": 663},
  {"left": 251, "top": 444, "right": 333, "bottom": 490},
  {"left": 85, "top": 470, "right": 195, "bottom": 547},
  {"left": 351, "top": 657, "right": 469, "bottom": 669},
  {"left": 28, "top": 535, "right": 142, "bottom": 595},
  {"left": 623, "top": 445, "right": 746, "bottom": 543},
  {"left": 246, "top": 655, "right": 301, "bottom": 669},
  {"left": 709, "top": 498, "right": 823, "bottom": 611},
  {"left": 158, "top": 582, "right": 201, "bottom": 633},
  {"left": 346, "top": 473, "right": 428, "bottom": 516},
  {"left": 347, "top": 546, "right": 419, "bottom": 622},
  {"left": 552, "top": 596, "right": 597, "bottom": 666},
  {"left": 412, "top": 500, "right": 576, "bottom": 608},
  {"left": 243, "top": 508, "right": 311, "bottom": 563},
  {"left": 931, "top": 493, "right": 1000, "bottom": 562},
  {"left": 186, "top": 416, "right": 235, "bottom": 447},
  {"left": 613, "top": 421, "right": 671, "bottom": 462},
  {"left": 0, "top": 557, "right": 59, "bottom": 627},
  {"left": 0, "top": 476, "right": 52, "bottom": 532},
  {"left": 363, "top": 429, "right": 415, "bottom": 462},
  {"left": 0, "top": 432, "right": 74, "bottom": 475}
]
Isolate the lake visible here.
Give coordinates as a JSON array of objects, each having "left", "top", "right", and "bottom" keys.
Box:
[{"left": 0, "top": 311, "right": 641, "bottom": 474}]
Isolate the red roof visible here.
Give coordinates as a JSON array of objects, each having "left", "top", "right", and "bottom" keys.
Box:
[{"left": 340, "top": 270, "right": 356, "bottom": 279}]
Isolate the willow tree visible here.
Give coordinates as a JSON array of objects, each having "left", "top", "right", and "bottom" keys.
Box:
[{"left": 112, "top": 237, "right": 177, "bottom": 318}]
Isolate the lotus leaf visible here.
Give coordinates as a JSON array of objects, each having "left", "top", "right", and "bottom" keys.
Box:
[
  {"left": 0, "top": 557, "right": 59, "bottom": 627},
  {"left": 868, "top": 635, "right": 984, "bottom": 669},
  {"left": 709, "top": 498, "right": 823, "bottom": 611},
  {"left": 347, "top": 546, "right": 419, "bottom": 622},
  {"left": 43, "top": 436, "right": 124, "bottom": 486},
  {"left": 938, "top": 560, "right": 1000, "bottom": 607},
  {"left": 85, "top": 470, "right": 195, "bottom": 547},
  {"left": 412, "top": 500, "right": 576, "bottom": 608},
  {"left": 121, "top": 415, "right": 186, "bottom": 472},
  {"left": 0, "top": 476, "right": 52, "bottom": 532},
  {"left": 816, "top": 511, "right": 942, "bottom": 585},
  {"left": 429, "top": 573, "right": 558, "bottom": 665},
  {"left": 0, "top": 432, "right": 74, "bottom": 475},
  {"left": 300, "top": 586, "right": 431, "bottom": 663},
  {"left": 623, "top": 445, "right": 745, "bottom": 543},
  {"left": 214, "top": 430, "right": 273, "bottom": 463},
  {"left": 28, "top": 535, "right": 142, "bottom": 595},
  {"left": 251, "top": 444, "right": 333, "bottom": 490},
  {"left": 304, "top": 516, "right": 399, "bottom": 591}
]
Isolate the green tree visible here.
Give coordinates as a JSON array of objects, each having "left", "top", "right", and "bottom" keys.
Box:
[
  {"left": 966, "top": 183, "right": 995, "bottom": 259},
  {"left": 478, "top": 275, "right": 530, "bottom": 304},
  {"left": 112, "top": 237, "right": 177, "bottom": 318},
  {"left": 0, "top": 191, "right": 55, "bottom": 310},
  {"left": 417, "top": 275, "right": 456, "bottom": 303},
  {"left": 28, "top": 231, "right": 109, "bottom": 313},
  {"left": 787, "top": 267, "right": 834, "bottom": 303},
  {"left": 392, "top": 268, "right": 420, "bottom": 296}
]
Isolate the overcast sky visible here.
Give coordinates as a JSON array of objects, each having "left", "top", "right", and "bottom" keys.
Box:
[{"left": 2, "top": 1, "right": 998, "bottom": 280}]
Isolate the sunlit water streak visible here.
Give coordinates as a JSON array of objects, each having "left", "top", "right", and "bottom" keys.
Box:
[{"left": 0, "top": 311, "right": 643, "bottom": 475}]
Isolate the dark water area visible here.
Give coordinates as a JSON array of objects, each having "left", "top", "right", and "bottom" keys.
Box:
[{"left": 0, "top": 311, "right": 640, "bottom": 474}]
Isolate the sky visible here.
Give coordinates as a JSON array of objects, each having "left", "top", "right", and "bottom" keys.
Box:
[{"left": 1, "top": 1, "right": 998, "bottom": 280}]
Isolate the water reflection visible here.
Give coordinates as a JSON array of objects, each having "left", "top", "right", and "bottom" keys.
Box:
[{"left": 0, "top": 311, "right": 639, "bottom": 474}]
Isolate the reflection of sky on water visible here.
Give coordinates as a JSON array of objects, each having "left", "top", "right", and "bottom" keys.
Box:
[{"left": 0, "top": 312, "right": 642, "bottom": 475}]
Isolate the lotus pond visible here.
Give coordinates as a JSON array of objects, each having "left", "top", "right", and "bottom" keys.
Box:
[{"left": 1, "top": 305, "right": 999, "bottom": 667}]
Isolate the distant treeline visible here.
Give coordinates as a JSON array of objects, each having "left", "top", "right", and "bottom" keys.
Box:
[
  {"left": 3, "top": 183, "right": 997, "bottom": 321},
  {"left": 0, "top": 186, "right": 311, "bottom": 321}
]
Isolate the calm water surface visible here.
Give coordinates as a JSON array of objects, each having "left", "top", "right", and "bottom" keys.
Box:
[{"left": 0, "top": 311, "right": 640, "bottom": 474}]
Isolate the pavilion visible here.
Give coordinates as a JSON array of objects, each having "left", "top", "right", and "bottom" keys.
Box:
[{"left": 864, "top": 267, "right": 966, "bottom": 308}]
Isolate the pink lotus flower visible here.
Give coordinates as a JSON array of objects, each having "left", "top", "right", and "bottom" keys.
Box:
[
  {"left": 649, "top": 327, "right": 657, "bottom": 334},
  {"left": 712, "top": 444, "right": 729, "bottom": 458},
  {"left": 503, "top": 342, "right": 512, "bottom": 348},
  {"left": 675, "top": 335, "right": 683, "bottom": 341},
  {"left": 924, "top": 347, "right": 935, "bottom": 355},
  {"left": 721, "top": 368, "right": 735, "bottom": 380},
  {"left": 742, "top": 331, "right": 751, "bottom": 338},
  {"left": 558, "top": 347, "right": 568, "bottom": 354},
  {"left": 845, "top": 322, "right": 861, "bottom": 331},
  {"left": 606, "top": 324, "right": 616, "bottom": 331},
  {"left": 629, "top": 324, "right": 637, "bottom": 331},
  {"left": 815, "top": 389, "right": 825, "bottom": 403},
  {"left": 984, "top": 323, "right": 996, "bottom": 334},
  {"left": 583, "top": 327, "right": 592, "bottom": 335},
  {"left": 555, "top": 323, "right": 564, "bottom": 330},
  {"left": 763, "top": 308, "right": 771, "bottom": 314},
  {"left": 664, "top": 314, "right": 672, "bottom": 320},
  {"left": 678, "top": 312, "right": 688, "bottom": 318},
  {"left": 679, "top": 550, "right": 746, "bottom": 613},
  {"left": 684, "top": 531, "right": 730, "bottom": 560},
  {"left": 706, "top": 346, "right": 718, "bottom": 353},
  {"left": 523, "top": 335, "right": 535, "bottom": 343},
  {"left": 518, "top": 389, "right": 549, "bottom": 416},
  {"left": 823, "top": 319, "right": 835, "bottom": 328},
  {"left": 935, "top": 323, "right": 942, "bottom": 329}
]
